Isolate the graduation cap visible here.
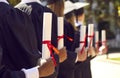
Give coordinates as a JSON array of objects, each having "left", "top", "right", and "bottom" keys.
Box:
[
  {"left": 74, "top": 2, "right": 89, "bottom": 10},
  {"left": 64, "top": 1, "right": 76, "bottom": 15}
]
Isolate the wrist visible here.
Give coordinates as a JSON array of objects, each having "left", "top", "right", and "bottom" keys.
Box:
[{"left": 21, "top": 66, "right": 39, "bottom": 78}]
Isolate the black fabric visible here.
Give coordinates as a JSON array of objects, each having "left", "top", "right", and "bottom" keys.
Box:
[
  {"left": 73, "top": 25, "right": 93, "bottom": 78},
  {"left": 75, "top": 56, "right": 92, "bottom": 78},
  {"left": 64, "top": 20, "right": 75, "bottom": 51},
  {"left": 74, "top": 62, "right": 82, "bottom": 78},
  {"left": 71, "top": 31, "right": 80, "bottom": 51},
  {"left": 57, "top": 20, "right": 77, "bottom": 78},
  {"left": 57, "top": 51, "right": 77, "bottom": 78},
  {"left": 16, "top": 2, "right": 59, "bottom": 78},
  {"left": 0, "top": 2, "right": 41, "bottom": 78},
  {"left": 41, "top": 0, "right": 60, "bottom": 5}
]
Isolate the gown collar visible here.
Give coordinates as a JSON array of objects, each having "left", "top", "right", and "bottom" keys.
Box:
[
  {"left": 0, "top": 0, "right": 9, "bottom": 4},
  {"left": 21, "top": 0, "right": 41, "bottom": 4}
]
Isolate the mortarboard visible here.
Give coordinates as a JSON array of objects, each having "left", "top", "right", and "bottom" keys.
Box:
[
  {"left": 74, "top": 2, "right": 89, "bottom": 10},
  {"left": 64, "top": 1, "right": 76, "bottom": 15}
]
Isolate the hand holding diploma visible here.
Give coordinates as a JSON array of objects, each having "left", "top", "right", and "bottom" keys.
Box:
[
  {"left": 99, "top": 30, "right": 108, "bottom": 54},
  {"left": 75, "top": 47, "right": 87, "bottom": 62},
  {"left": 39, "top": 58, "right": 55, "bottom": 77},
  {"left": 39, "top": 13, "right": 55, "bottom": 77},
  {"left": 42, "top": 12, "right": 60, "bottom": 66},
  {"left": 76, "top": 25, "right": 87, "bottom": 62},
  {"left": 95, "top": 31, "right": 99, "bottom": 55},
  {"left": 79, "top": 26, "right": 86, "bottom": 53},
  {"left": 42, "top": 13, "right": 52, "bottom": 59},
  {"left": 87, "top": 46, "right": 96, "bottom": 57},
  {"left": 57, "top": 17, "right": 67, "bottom": 63},
  {"left": 58, "top": 47, "right": 67, "bottom": 63}
]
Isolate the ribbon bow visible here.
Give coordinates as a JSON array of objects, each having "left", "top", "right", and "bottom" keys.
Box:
[
  {"left": 57, "top": 35, "right": 73, "bottom": 42},
  {"left": 79, "top": 35, "right": 87, "bottom": 54},
  {"left": 87, "top": 33, "right": 94, "bottom": 48},
  {"left": 42, "top": 40, "right": 59, "bottom": 66}
]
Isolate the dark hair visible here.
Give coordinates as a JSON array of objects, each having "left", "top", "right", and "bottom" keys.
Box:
[
  {"left": 44, "top": 0, "right": 61, "bottom": 5},
  {"left": 74, "top": 8, "right": 84, "bottom": 22},
  {"left": 65, "top": 11, "right": 74, "bottom": 20},
  {"left": 65, "top": 11, "right": 77, "bottom": 31},
  {"left": 74, "top": 8, "right": 84, "bottom": 16}
]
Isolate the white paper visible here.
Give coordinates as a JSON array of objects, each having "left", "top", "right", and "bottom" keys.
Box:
[
  {"left": 42, "top": 13, "right": 52, "bottom": 59},
  {"left": 95, "top": 31, "right": 99, "bottom": 47},
  {"left": 57, "top": 17, "right": 64, "bottom": 49},
  {"left": 101, "top": 30, "right": 106, "bottom": 45}
]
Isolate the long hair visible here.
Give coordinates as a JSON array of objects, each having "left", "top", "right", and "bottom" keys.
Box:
[
  {"left": 74, "top": 8, "right": 84, "bottom": 23},
  {"left": 47, "top": 0, "right": 64, "bottom": 17},
  {"left": 65, "top": 11, "right": 77, "bottom": 31}
]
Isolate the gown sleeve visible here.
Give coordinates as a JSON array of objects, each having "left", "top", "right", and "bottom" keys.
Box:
[
  {"left": 0, "top": 23, "right": 26, "bottom": 78},
  {"left": 0, "top": 4, "right": 41, "bottom": 78}
]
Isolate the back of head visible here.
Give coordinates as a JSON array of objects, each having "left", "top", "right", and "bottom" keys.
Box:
[
  {"left": 65, "top": 11, "right": 77, "bottom": 31},
  {"left": 74, "top": 8, "right": 84, "bottom": 23},
  {"left": 47, "top": 0, "right": 64, "bottom": 17},
  {"left": 74, "top": 8, "right": 84, "bottom": 17}
]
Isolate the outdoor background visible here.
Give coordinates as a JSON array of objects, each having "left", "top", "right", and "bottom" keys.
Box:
[{"left": 8, "top": 0, "right": 120, "bottom": 53}]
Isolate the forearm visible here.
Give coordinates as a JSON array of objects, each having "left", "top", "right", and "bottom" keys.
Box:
[{"left": 0, "top": 67, "right": 25, "bottom": 78}]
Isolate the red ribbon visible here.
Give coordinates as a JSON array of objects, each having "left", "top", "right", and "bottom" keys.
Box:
[
  {"left": 102, "top": 40, "right": 107, "bottom": 45},
  {"left": 87, "top": 33, "right": 94, "bottom": 48},
  {"left": 42, "top": 40, "right": 59, "bottom": 66},
  {"left": 79, "top": 35, "right": 87, "bottom": 54},
  {"left": 57, "top": 35, "right": 73, "bottom": 42},
  {"left": 57, "top": 35, "right": 64, "bottom": 41}
]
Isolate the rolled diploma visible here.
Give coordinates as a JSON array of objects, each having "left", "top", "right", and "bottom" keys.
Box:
[
  {"left": 95, "top": 31, "right": 99, "bottom": 48},
  {"left": 58, "top": 17, "right": 64, "bottom": 49},
  {"left": 42, "top": 13, "right": 52, "bottom": 59},
  {"left": 99, "top": 30, "right": 106, "bottom": 54},
  {"left": 80, "top": 26, "right": 86, "bottom": 50},
  {"left": 101, "top": 30, "right": 106, "bottom": 45},
  {"left": 87, "top": 24, "right": 94, "bottom": 47}
]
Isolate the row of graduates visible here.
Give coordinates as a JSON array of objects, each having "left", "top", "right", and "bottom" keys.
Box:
[{"left": 0, "top": 0, "right": 108, "bottom": 78}]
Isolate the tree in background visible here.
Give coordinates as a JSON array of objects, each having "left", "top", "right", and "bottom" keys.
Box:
[{"left": 8, "top": 0, "right": 20, "bottom": 6}]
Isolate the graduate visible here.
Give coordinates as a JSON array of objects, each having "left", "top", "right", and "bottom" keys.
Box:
[
  {"left": 74, "top": 2, "right": 97, "bottom": 78},
  {"left": 15, "top": 0, "right": 67, "bottom": 78},
  {"left": 0, "top": 0, "right": 55, "bottom": 78},
  {"left": 47, "top": 0, "right": 87, "bottom": 78}
]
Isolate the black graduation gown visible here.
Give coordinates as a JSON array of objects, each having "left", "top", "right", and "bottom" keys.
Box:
[
  {"left": 0, "top": 2, "right": 41, "bottom": 78},
  {"left": 57, "top": 20, "right": 77, "bottom": 78},
  {"left": 16, "top": 2, "right": 59, "bottom": 78},
  {"left": 71, "top": 28, "right": 83, "bottom": 78},
  {"left": 74, "top": 26, "right": 95, "bottom": 78}
]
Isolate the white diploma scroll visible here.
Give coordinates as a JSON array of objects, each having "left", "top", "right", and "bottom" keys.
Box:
[
  {"left": 95, "top": 31, "right": 99, "bottom": 47},
  {"left": 87, "top": 24, "right": 94, "bottom": 47},
  {"left": 101, "top": 30, "right": 106, "bottom": 45},
  {"left": 80, "top": 26, "right": 86, "bottom": 50},
  {"left": 42, "top": 13, "right": 52, "bottom": 59},
  {"left": 99, "top": 30, "right": 106, "bottom": 54},
  {"left": 57, "top": 17, "right": 64, "bottom": 49}
]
